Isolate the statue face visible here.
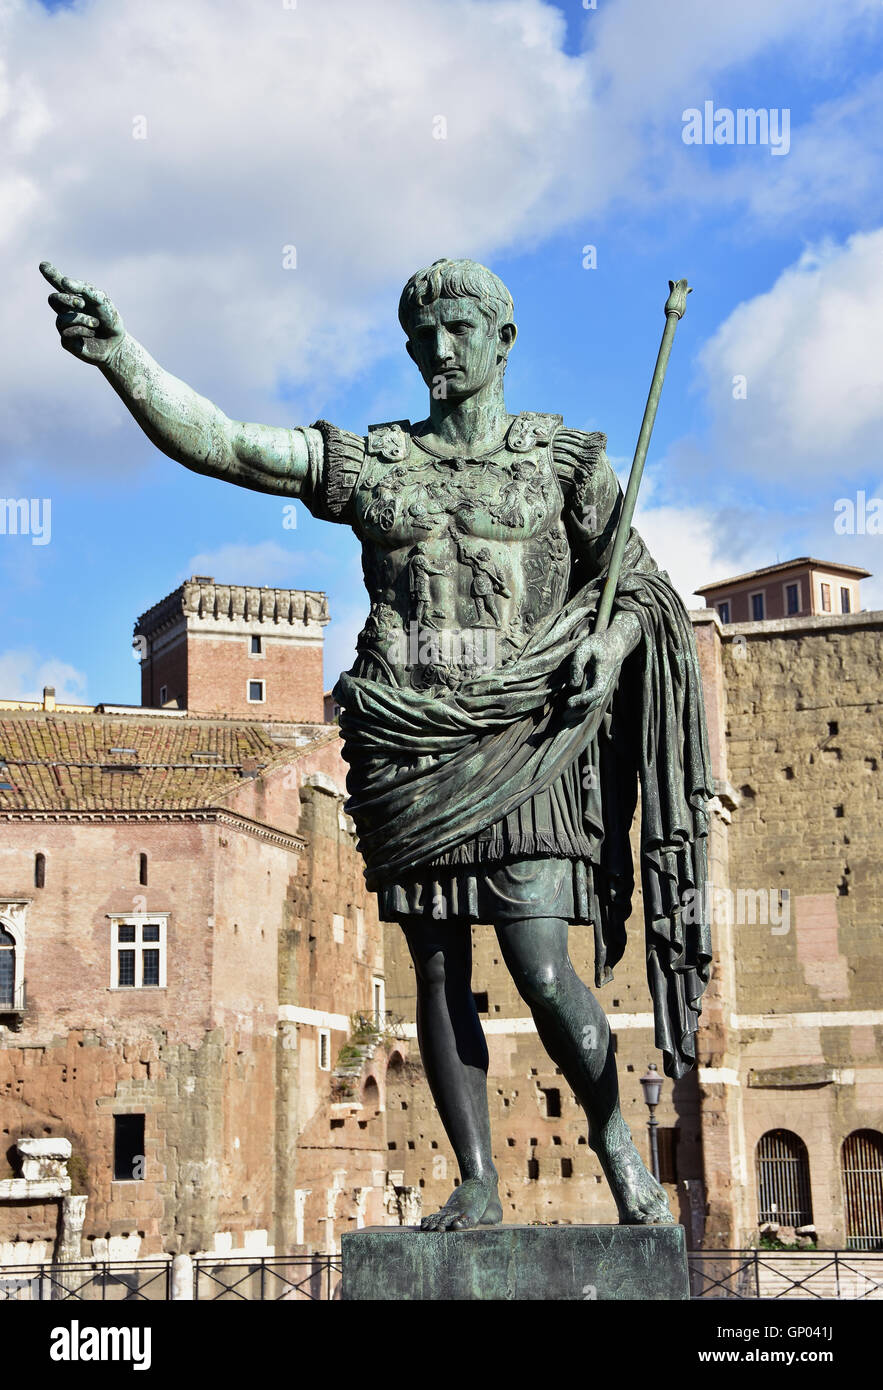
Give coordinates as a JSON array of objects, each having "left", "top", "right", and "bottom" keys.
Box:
[{"left": 405, "top": 297, "right": 513, "bottom": 400}]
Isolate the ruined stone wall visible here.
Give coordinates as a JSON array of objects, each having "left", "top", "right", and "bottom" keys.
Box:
[
  {"left": 708, "top": 613, "right": 883, "bottom": 1247},
  {"left": 275, "top": 764, "right": 394, "bottom": 1254}
]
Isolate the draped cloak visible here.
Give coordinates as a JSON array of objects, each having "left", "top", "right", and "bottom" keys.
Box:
[{"left": 333, "top": 563, "right": 712, "bottom": 1081}]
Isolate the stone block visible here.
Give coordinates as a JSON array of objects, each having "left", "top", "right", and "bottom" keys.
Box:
[{"left": 341, "top": 1224, "right": 690, "bottom": 1301}]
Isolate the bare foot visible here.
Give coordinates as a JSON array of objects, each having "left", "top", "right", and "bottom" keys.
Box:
[
  {"left": 594, "top": 1124, "right": 674, "bottom": 1225},
  {"left": 419, "top": 1176, "right": 503, "bottom": 1232}
]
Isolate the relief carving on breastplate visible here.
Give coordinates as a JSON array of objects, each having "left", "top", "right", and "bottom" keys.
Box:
[{"left": 354, "top": 416, "right": 572, "bottom": 692}]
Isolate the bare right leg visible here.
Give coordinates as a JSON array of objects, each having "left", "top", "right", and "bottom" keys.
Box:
[{"left": 402, "top": 918, "right": 502, "bottom": 1231}]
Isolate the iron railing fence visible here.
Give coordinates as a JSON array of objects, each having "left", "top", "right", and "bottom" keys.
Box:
[
  {"left": 2, "top": 1250, "right": 880, "bottom": 1301},
  {"left": 0, "top": 1258, "right": 172, "bottom": 1301},
  {"left": 193, "top": 1254, "right": 342, "bottom": 1301},
  {"left": 689, "top": 1250, "right": 883, "bottom": 1300}
]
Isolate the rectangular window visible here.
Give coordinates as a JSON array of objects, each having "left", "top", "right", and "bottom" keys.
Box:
[
  {"left": 841, "top": 586, "right": 851, "bottom": 614},
  {"left": 111, "top": 917, "right": 167, "bottom": 989},
  {"left": 117, "top": 950, "right": 136, "bottom": 988},
  {"left": 142, "top": 950, "right": 160, "bottom": 986},
  {"left": 542, "top": 1087, "right": 562, "bottom": 1119},
  {"left": 250, "top": 635, "right": 262, "bottom": 655},
  {"left": 0, "top": 932, "right": 15, "bottom": 1007},
  {"left": 113, "top": 1114, "right": 145, "bottom": 1182},
  {"left": 248, "top": 679, "right": 265, "bottom": 702},
  {"left": 821, "top": 582, "right": 831, "bottom": 612},
  {"left": 786, "top": 583, "right": 799, "bottom": 615},
  {"left": 717, "top": 601, "right": 730, "bottom": 625},
  {"left": 159, "top": 685, "right": 168, "bottom": 705},
  {"left": 318, "top": 1029, "right": 330, "bottom": 1071},
  {"left": 751, "top": 592, "right": 765, "bottom": 621},
  {"left": 472, "top": 991, "right": 489, "bottom": 1014}
]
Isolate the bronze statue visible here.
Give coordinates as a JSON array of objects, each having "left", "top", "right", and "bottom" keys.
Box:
[{"left": 41, "top": 256, "right": 712, "bottom": 1232}]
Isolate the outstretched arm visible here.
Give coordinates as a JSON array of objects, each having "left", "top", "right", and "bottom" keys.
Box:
[{"left": 40, "top": 262, "right": 309, "bottom": 496}]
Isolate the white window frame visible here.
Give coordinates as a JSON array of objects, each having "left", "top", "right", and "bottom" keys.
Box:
[
  {"left": 249, "top": 634, "right": 264, "bottom": 658},
  {"left": 819, "top": 580, "right": 832, "bottom": 613},
  {"left": 0, "top": 903, "right": 27, "bottom": 1011},
  {"left": 748, "top": 589, "right": 765, "bottom": 622},
  {"left": 782, "top": 580, "right": 801, "bottom": 616},
  {"left": 372, "top": 976, "right": 385, "bottom": 1028},
  {"left": 318, "top": 1028, "right": 331, "bottom": 1071},
  {"left": 840, "top": 585, "right": 852, "bottom": 614},
  {"left": 109, "top": 914, "right": 168, "bottom": 990},
  {"left": 247, "top": 678, "right": 266, "bottom": 703}
]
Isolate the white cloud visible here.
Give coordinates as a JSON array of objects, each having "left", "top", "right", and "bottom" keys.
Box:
[
  {"left": 2, "top": 0, "right": 591, "bottom": 465},
  {"left": 184, "top": 539, "right": 319, "bottom": 588},
  {"left": 0, "top": 648, "right": 89, "bottom": 703},
  {"left": 3, "top": 0, "right": 880, "bottom": 482},
  {"left": 695, "top": 228, "right": 883, "bottom": 483}
]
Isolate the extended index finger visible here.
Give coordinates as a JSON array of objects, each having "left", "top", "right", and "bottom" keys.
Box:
[
  {"left": 39, "top": 261, "right": 107, "bottom": 305},
  {"left": 39, "top": 261, "right": 71, "bottom": 292}
]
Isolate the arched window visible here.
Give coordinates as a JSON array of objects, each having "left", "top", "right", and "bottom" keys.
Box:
[
  {"left": 34, "top": 853, "right": 46, "bottom": 889},
  {"left": 0, "top": 926, "right": 15, "bottom": 1007},
  {"left": 841, "top": 1130, "right": 883, "bottom": 1250},
  {"left": 756, "top": 1129, "right": 813, "bottom": 1227}
]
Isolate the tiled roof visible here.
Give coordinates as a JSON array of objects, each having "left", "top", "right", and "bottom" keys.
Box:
[{"left": 0, "top": 712, "right": 334, "bottom": 813}]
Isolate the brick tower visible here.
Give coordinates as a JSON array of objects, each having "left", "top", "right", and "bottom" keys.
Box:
[{"left": 134, "top": 576, "right": 330, "bottom": 721}]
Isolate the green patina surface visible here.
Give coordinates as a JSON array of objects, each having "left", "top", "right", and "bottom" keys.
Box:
[{"left": 341, "top": 1224, "right": 690, "bottom": 1301}]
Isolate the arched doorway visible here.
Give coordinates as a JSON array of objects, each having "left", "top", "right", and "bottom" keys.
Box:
[
  {"left": 841, "top": 1130, "right": 883, "bottom": 1250},
  {"left": 756, "top": 1129, "right": 813, "bottom": 1227}
]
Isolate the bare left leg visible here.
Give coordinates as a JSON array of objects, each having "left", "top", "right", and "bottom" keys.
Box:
[{"left": 495, "top": 915, "right": 673, "bottom": 1224}]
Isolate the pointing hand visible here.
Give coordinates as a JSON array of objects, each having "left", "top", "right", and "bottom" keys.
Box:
[{"left": 40, "top": 261, "right": 125, "bottom": 365}]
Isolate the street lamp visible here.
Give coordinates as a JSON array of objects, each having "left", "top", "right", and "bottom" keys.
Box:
[{"left": 640, "top": 1062, "right": 663, "bottom": 1181}]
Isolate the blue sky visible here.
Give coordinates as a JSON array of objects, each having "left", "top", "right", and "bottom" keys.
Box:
[{"left": 2, "top": 0, "right": 882, "bottom": 703}]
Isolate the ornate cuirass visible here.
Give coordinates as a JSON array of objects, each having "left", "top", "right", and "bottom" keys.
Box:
[{"left": 350, "top": 412, "right": 572, "bottom": 691}]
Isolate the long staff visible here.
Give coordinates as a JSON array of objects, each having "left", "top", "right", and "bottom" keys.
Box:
[{"left": 593, "top": 278, "right": 692, "bottom": 634}]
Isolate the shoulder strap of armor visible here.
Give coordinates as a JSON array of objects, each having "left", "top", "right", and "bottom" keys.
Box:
[
  {"left": 506, "top": 411, "right": 563, "bottom": 453},
  {"left": 367, "top": 420, "right": 411, "bottom": 462}
]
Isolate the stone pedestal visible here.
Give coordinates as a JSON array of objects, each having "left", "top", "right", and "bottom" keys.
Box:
[{"left": 341, "top": 1224, "right": 690, "bottom": 1301}]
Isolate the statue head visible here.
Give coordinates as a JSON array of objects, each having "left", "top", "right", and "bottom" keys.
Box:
[{"left": 399, "top": 258, "right": 517, "bottom": 402}]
